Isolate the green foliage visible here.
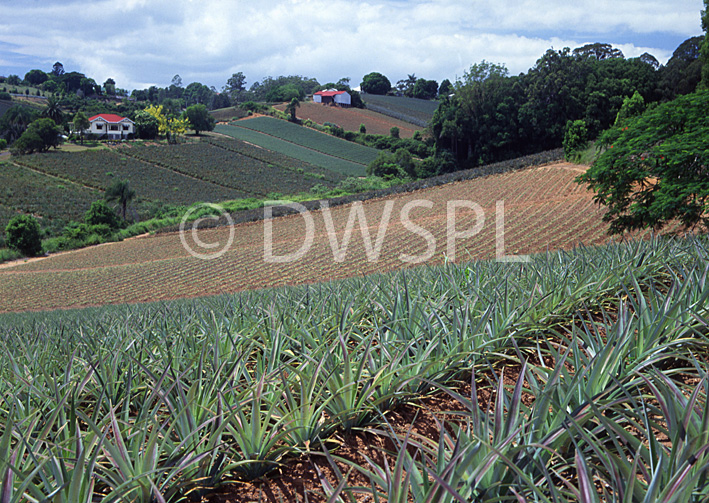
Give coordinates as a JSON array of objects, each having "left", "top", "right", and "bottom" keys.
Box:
[
  {"left": 0, "top": 139, "right": 6, "bottom": 150},
  {"left": 366, "top": 148, "right": 415, "bottom": 179},
  {"left": 614, "top": 90, "right": 646, "bottom": 125},
  {"left": 360, "top": 72, "right": 391, "bottom": 95},
  {"left": 359, "top": 123, "right": 366, "bottom": 134},
  {"left": 0, "top": 91, "right": 10, "bottom": 101},
  {"left": 105, "top": 179, "right": 136, "bottom": 221},
  {"left": 184, "top": 103, "right": 216, "bottom": 135},
  {"left": 578, "top": 90, "right": 709, "bottom": 233},
  {"left": 5, "top": 214, "right": 42, "bottom": 256},
  {"left": 132, "top": 109, "right": 160, "bottom": 139},
  {"left": 389, "top": 126, "right": 400, "bottom": 138},
  {"left": 84, "top": 200, "right": 121, "bottom": 229},
  {"left": 563, "top": 119, "right": 589, "bottom": 161},
  {"left": 10, "top": 118, "right": 62, "bottom": 155}
]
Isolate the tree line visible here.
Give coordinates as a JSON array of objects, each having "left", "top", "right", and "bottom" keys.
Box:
[{"left": 428, "top": 39, "right": 706, "bottom": 171}]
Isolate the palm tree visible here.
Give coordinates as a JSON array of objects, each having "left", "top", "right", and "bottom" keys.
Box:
[
  {"left": 43, "top": 96, "right": 64, "bottom": 125},
  {"left": 105, "top": 180, "right": 136, "bottom": 221}
]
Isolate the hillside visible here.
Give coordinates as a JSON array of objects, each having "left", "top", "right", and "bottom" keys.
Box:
[
  {"left": 0, "top": 162, "right": 620, "bottom": 312},
  {"left": 360, "top": 93, "right": 439, "bottom": 127},
  {"left": 215, "top": 120, "right": 374, "bottom": 177},
  {"left": 0, "top": 137, "right": 342, "bottom": 235},
  {"left": 273, "top": 101, "right": 421, "bottom": 137}
]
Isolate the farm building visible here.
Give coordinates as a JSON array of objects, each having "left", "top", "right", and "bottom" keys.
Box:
[
  {"left": 84, "top": 114, "right": 135, "bottom": 139},
  {"left": 313, "top": 89, "right": 351, "bottom": 106}
]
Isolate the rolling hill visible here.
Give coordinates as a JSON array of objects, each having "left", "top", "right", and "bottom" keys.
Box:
[{"left": 0, "top": 161, "right": 618, "bottom": 313}]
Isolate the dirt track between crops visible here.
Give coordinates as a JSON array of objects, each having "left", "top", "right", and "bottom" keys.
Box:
[{"left": 0, "top": 162, "right": 617, "bottom": 313}]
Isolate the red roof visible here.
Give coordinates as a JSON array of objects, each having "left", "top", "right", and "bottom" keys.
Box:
[
  {"left": 314, "top": 90, "right": 347, "bottom": 97},
  {"left": 89, "top": 114, "right": 131, "bottom": 123}
]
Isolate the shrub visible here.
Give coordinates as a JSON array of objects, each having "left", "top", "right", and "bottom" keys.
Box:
[
  {"left": 563, "top": 119, "right": 589, "bottom": 161},
  {"left": 0, "top": 139, "right": 7, "bottom": 150},
  {"left": 359, "top": 123, "right": 366, "bottom": 134},
  {"left": 390, "top": 126, "right": 400, "bottom": 138},
  {"left": 5, "top": 214, "right": 43, "bottom": 257},
  {"left": 0, "top": 91, "right": 11, "bottom": 100},
  {"left": 85, "top": 200, "right": 122, "bottom": 229}
]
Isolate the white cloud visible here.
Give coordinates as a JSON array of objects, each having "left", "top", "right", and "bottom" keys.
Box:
[{"left": 0, "top": 0, "right": 703, "bottom": 89}]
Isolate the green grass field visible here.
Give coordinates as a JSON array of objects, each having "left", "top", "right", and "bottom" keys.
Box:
[
  {"left": 361, "top": 94, "right": 439, "bottom": 127},
  {"left": 215, "top": 122, "right": 367, "bottom": 177}
]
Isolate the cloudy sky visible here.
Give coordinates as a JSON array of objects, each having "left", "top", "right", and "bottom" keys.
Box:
[{"left": 0, "top": 0, "right": 705, "bottom": 92}]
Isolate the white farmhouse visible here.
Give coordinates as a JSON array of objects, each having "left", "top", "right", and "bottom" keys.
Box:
[
  {"left": 87, "top": 114, "right": 135, "bottom": 139},
  {"left": 313, "top": 89, "right": 351, "bottom": 106}
]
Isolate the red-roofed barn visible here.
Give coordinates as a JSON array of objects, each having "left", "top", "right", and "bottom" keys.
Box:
[
  {"left": 313, "top": 89, "right": 351, "bottom": 106},
  {"left": 85, "top": 114, "right": 135, "bottom": 139}
]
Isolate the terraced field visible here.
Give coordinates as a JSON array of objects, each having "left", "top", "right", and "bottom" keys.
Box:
[
  {"left": 0, "top": 162, "right": 619, "bottom": 312},
  {"left": 273, "top": 101, "right": 420, "bottom": 137},
  {"left": 216, "top": 120, "right": 372, "bottom": 176}
]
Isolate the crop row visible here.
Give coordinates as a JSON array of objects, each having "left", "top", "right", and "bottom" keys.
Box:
[
  {"left": 14, "top": 150, "right": 241, "bottom": 206},
  {"left": 122, "top": 142, "right": 327, "bottom": 197},
  {"left": 215, "top": 123, "right": 366, "bottom": 177},
  {"left": 0, "top": 235, "right": 708, "bottom": 501},
  {"left": 234, "top": 116, "right": 380, "bottom": 166},
  {"left": 361, "top": 93, "right": 439, "bottom": 127},
  {"left": 0, "top": 162, "right": 101, "bottom": 232},
  {"left": 204, "top": 135, "right": 344, "bottom": 184}
]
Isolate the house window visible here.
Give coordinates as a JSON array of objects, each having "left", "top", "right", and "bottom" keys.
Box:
[
  {"left": 109, "top": 125, "right": 119, "bottom": 131},
  {"left": 122, "top": 124, "right": 130, "bottom": 130},
  {"left": 95, "top": 123, "right": 103, "bottom": 130}
]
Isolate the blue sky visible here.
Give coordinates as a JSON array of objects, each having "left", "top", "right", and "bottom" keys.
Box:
[{"left": 0, "top": 0, "right": 704, "bottom": 92}]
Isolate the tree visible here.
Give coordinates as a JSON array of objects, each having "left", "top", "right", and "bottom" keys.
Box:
[
  {"left": 573, "top": 43, "right": 624, "bottom": 60},
  {"left": 132, "top": 109, "right": 160, "bottom": 139},
  {"left": 11, "top": 118, "right": 61, "bottom": 154},
  {"left": 51, "top": 62, "right": 65, "bottom": 77},
  {"left": 85, "top": 200, "right": 121, "bottom": 229},
  {"left": 42, "top": 96, "right": 64, "bottom": 124},
  {"left": 360, "top": 72, "right": 391, "bottom": 95},
  {"left": 285, "top": 97, "right": 300, "bottom": 121},
  {"left": 6, "top": 75, "right": 21, "bottom": 86},
  {"left": 412, "top": 78, "right": 439, "bottom": 100},
  {"left": 184, "top": 104, "right": 215, "bottom": 135},
  {"left": 562, "top": 120, "right": 588, "bottom": 161},
  {"left": 577, "top": 90, "right": 709, "bottom": 234},
  {"left": 438, "top": 79, "right": 453, "bottom": 97},
  {"left": 614, "top": 91, "right": 645, "bottom": 126},
  {"left": 225, "top": 72, "right": 247, "bottom": 102},
  {"left": 5, "top": 214, "right": 42, "bottom": 257},
  {"left": 105, "top": 180, "right": 136, "bottom": 221},
  {"left": 24, "top": 69, "right": 48, "bottom": 86},
  {"left": 73, "top": 111, "right": 90, "bottom": 144},
  {"left": 104, "top": 78, "right": 116, "bottom": 95}
]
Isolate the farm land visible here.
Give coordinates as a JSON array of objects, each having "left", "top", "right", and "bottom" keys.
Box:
[
  {"left": 360, "top": 93, "right": 440, "bottom": 127},
  {"left": 0, "top": 162, "right": 616, "bottom": 312},
  {"left": 215, "top": 121, "right": 371, "bottom": 177},
  {"left": 273, "top": 100, "right": 421, "bottom": 137}
]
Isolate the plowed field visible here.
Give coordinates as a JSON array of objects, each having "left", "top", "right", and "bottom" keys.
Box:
[
  {"left": 0, "top": 163, "right": 615, "bottom": 313},
  {"left": 274, "top": 101, "right": 421, "bottom": 137}
]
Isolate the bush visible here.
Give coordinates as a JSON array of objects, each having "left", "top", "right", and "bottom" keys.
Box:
[
  {"left": 85, "top": 200, "right": 122, "bottom": 229},
  {"left": 5, "top": 214, "right": 43, "bottom": 257},
  {"left": 390, "top": 126, "right": 400, "bottom": 138},
  {"left": 0, "top": 91, "right": 11, "bottom": 100},
  {"left": 0, "top": 139, "right": 7, "bottom": 150},
  {"left": 563, "top": 120, "right": 589, "bottom": 161}
]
